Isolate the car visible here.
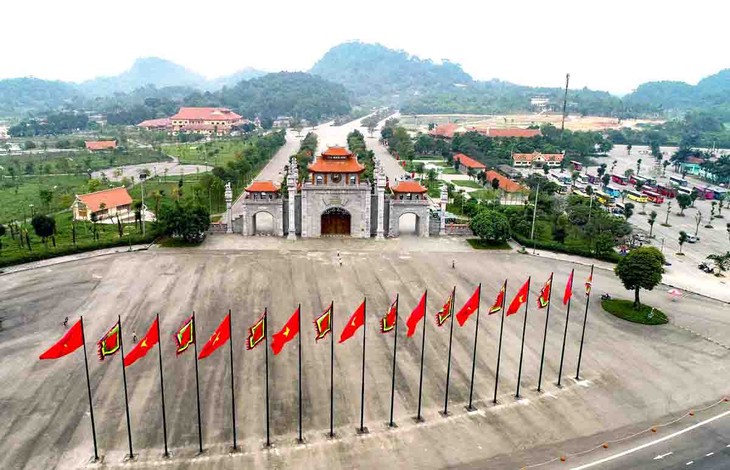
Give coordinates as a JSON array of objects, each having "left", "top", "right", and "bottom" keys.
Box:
[{"left": 687, "top": 235, "right": 699, "bottom": 243}]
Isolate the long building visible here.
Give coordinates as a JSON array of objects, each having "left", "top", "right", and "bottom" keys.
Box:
[{"left": 137, "top": 107, "right": 246, "bottom": 136}]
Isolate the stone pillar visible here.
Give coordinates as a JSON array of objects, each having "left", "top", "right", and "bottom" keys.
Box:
[
  {"left": 287, "top": 156, "right": 298, "bottom": 240},
  {"left": 225, "top": 182, "right": 233, "bottom": 234},
  {"left": 376, "top": 159, "right": 386, "bottom": 239},
  {"left": 439, "top": 183, "right": 447, "bottom": 236}
]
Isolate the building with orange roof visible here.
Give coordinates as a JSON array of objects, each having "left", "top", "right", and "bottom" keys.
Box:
[
  {"left": 85, "top": 140, "right": 117, "bottom": 151},
  {"left": 478, "top": 128, "right": 542, "bottom": 138},
  {"left": 72, "top": 187, "right": 133, "bottom": 221},
  {"left": 169, "top": 107, "right": 244, "bottom": 136},
  {"left": 453, "top": 153, "right": 487, "bottom": 173},
  {"left": 513, "top": 151, "right": 564, "bottom": 168},
  {"left": 136, "top": 118, "right": 171, "bottom": 131},
  {"left": 484, "top": 170, "right": 525, "bottom": 193}
]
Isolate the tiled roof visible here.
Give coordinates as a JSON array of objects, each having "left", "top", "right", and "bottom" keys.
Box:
[
  {"left": 391, "top": 180, "right": 428, "bottom": 193},
  {"left": 137, "top": 118, "right": 170, "bottom": 128},
  {"left": 429, "top": 123, "right": 460, "bottom": 138},
  {"left": 513, "top": 151, "right": 564, "bottom": 163},
  {"left": 321, "top": 146, "right": 352, "bottom": 157},
  {"left": 246, "top": 180, "right": 280, "bottom": 192},
  {"left": 485, "top": 170, "right": 525, "bottom": 193},
  {"left": 684, "top": 157, "right": 704, "bottom": 164},
  {"left": 171, "top": 107, "right": 242, "bottom": 121},
  {"left": 76, "top": 187, "right": 132, "bottom": 213},
  {"left": 481, "top": 128, "right": 542, "bottom": 138},
  {"left": 453, "top": 153, "right": 486, "bottom": 169},
  {"left": 308, "top": 158, "right": 365, "bottom": 173},
  {"left": 85, "top": 140, "right": 117, "bottom": 151}
]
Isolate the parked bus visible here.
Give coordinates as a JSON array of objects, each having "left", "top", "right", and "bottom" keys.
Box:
[
  {"left": 677, "top": 186, "right": 692, "bottom": 196},
  {"left": 586, "top": 173, "right": 599, "bottom": 184},
  {"left": 571, "top": 160, "right": 583, "bottom": 171},
  {"left": 712, "top": 188, "right": 727, "bottom": 200},
  {"left": 629, "top": 174, "right": 647, "bottom": 186},
  {"left": 571, "top": 189, "right": 589, "bottom": 199},
  {"left": 694, "top": 186, "right": 714, "bottom": 200},
  {"left": 626, "top": 189, "right": 648, "bottom": 203},
  {"left": 642, "top": 190, "right": 664, "bottom": 204},
  {"left": 595, "top": 190, "right": 613, "bottom": 205},
  {"left": 669, "top": 175, "right": 688, "bottom": 187},
  {"left": 611, "top": 174, "right": 628, "bottom": 185},
  {"left": 612, "top": 202, "right": 625, "bottom": 216},
  {"left": 656, "top": 184, "right": 676, "bottom": 198},
  {"left": 604, "top": 186, "right": 622, "bottom": 198}
]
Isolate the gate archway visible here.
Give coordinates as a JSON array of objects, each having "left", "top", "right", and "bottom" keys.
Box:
[
  {"left": 397, "top": 212, "right": 419, "bottom": 236},
  {"left": 252, "top": 211, "right": 275, "bottom": 235},
  {"left": 321, "top": 207, "right": 351, "bottom": 236}
]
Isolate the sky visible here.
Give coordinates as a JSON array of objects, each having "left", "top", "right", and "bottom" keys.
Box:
[{"left": 2, "top": 0, "right": 727, "bottom": 95}]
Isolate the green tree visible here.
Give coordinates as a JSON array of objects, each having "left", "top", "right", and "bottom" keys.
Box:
[
  {"left": 469, "top": 209, "right": 510, "bottom": 242},
  {"left": 678, "top": 231, "right": 688, "bottom": 254},
  {"left": 647, "top": 210, "right": 657, "bottom": 237},
  {"left": 676, "top": 194, "right": 691, "bottom": 215},
  {"left": 636, "top": 158, "right": 642, "bottom": 175},
  {"left": 614, "top": 246, "right": 665, "bottom": 308},
  {"left": 601, "top": 173, "right": 611, "bottom": 187},
  {"left": 706, "top": 252, "right": 730, "bottom": 276},
  {"left": 30, "top": 214, "right": 56, "bottom": 249},
  {"left": 0, "top": 224, "right": 5, "bottom": 253},
  {"left": 624, "top": 202, "right": 635, "bottom": 221},
  {"left": 158, "top": 201, "right": 210, "bottom": 243}
]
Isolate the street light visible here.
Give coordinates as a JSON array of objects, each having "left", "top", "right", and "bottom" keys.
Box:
[{"left": 139, "top": 172, "right": 147, "bottom": 236}]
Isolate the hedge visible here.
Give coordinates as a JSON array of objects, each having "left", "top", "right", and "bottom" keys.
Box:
[{"left": 511, "top": 232, "right": 621, "bottom": 263}]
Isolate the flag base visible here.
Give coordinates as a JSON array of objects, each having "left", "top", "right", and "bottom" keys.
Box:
[
  {"left": 161, "top": 451, "right": 171, "bottom": 459},
  {"left": 296, "top": 437, "right": 305, "bottom": 445},
  {"left": 356, "top": 426, "right": 370, "bottom": 435},
  {"left": 123, "top": 453, "right": 135, "bottom": 462},
  {"left": 263, "top": 441, "right": 274, "bottom": 450},
  {"left": 326, "top": 431, "right": 337, "bottom": 439},
  {"left": 228, "top": 446, "right": 240, "bottom": 454},
  {"left": 386, "top": 421, "right": 398, "bottom": 429},
  {"left": 439, "top": 410, "right": 450, "bottom": 418},
  {"left": 88, "top": 455, "right": 103, "bottom": 464},
  {"left": 465, "top": 405, "right": 478, "bottom": 412},
  {"left": 412, "top": 415, "right": 425, "bottom": 424}
]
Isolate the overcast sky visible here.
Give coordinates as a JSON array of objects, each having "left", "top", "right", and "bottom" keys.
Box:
[{"left": 2, "top": 0, "right": 727, "bottom": 95}]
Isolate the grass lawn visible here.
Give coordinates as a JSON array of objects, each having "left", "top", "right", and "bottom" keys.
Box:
[
  {"left": 0, "top": 175, "right": 90, "bottom": 223},
  {"left": 440, "top": 168, "right": 460, "bottom": 175},
  {"left": 0, "top": 148, "right": 169, "bottom": 174},
  {"left": 467, "top": 239, "right": 511, "bottom": 250},
  {"left": 452, "top": 180, "right": 484, "bottom": 189},
  {"left": 165, "top": 139, "right": 257, "bottom": 166},
  {"left": 414, "top": 155, "right": 445, "bottom": 161},
  {"left": 601, "top": 299, "right": 668, "bottom": 325},
  {"left": 469, "top": 189, "right": 500, "bottom": 200}
]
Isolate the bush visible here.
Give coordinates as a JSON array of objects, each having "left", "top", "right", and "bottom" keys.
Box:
[
  {"left": 602, "top": 299, "right": 668, "bottom": 325},
  {"left": 470, "top": 210, "right": 510, "bottom": 242},
  {"left": 157, "top": 201, "right": 210, "bottom": 244},
  {"left": 511, "top": 232, "right": 621, "bottom": 263}
]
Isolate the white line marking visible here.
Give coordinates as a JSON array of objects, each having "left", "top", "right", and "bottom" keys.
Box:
[
  {"left": 686, "top": 461, "right": 693, "bottom": 466},
  {"left": 706, "top": 452, "right": 714, "bottom": 457},
  {"left": 571, "top": 410, "right": 730, "bottom": 469},
  {"left": 654, "top": 452, "right": 673, "bottom": 460}
]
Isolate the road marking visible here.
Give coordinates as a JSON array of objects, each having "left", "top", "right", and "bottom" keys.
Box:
[
  {"left": 686, "top": 461, "right": 693, "bottom": 466},
  {"left": 571, "top": 410, "right": 730, "bottom": 469},
  {"left": 705, "top": 452, "right": 714, "bottom": 457},
  {"left": 653, "top": 452, "right": 673, "bottom": 460}
]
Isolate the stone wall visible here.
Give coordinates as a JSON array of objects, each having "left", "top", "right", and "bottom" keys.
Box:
[{"left": 300, "top": 184, "right": 371, "bottom": 238}]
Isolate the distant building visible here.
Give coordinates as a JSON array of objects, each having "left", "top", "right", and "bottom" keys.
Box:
[
  {"left": 0, "top": 125, "right": 9, "bottom": 140},
  {"left": 137, "top": 117, "right": 171, "bottom": 131},
  {"left": 72, "top": 187, "right": 132, "bottom": 221},
  {"left": 85, "top": 140, "right": 117, "bottom": 151},
  {"left": 496, "top": 164, "right": 522, "bottom": 179},
  {"left": 680, "top": 157, "right": 705, "bottom": 176},
  {"left": 477, "top": 127, "right": 542, "bottom": 138},
  {"left": 531, "top": 96, "right": 550, "bottom": 112},
  {"left": 512, "top": 151, "right": 564, "bottom": 168},
  {"left": 484, "top": 170, "right": 525, "bottom": 193},
  {"left": 169, "top": 107, "right": 244, "bottom": 136},
  {"left": 429, "top": 123, "right": 467, "bottom": 139},
  {"left": 453, "top": 153, "right": 486, "bottom": 173},
  {"left": 273, "top": 116, "right": 292, "bottom": 128}
]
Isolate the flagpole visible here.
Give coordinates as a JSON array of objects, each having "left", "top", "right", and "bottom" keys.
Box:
[
  {"left": 329, "top": 301, "right": 335, "bottom": 438},
  {"left": 192, "top": 311, "right": 203, "bottom": 454},
  {"left": 415, "top": 290, "right": 427, "bottom": 422},
  {"left": 155, "top": 313, "right": 169, "bottom": 458},
  {"left": 80, "top": 317, "right": 99, "bottom": 462},
  {"left": 537, "top": 273, "right": 554, "bottom": 392},
  {"left": 442, "top": 286, "right": 455, "bottom": 416},
  {"left": 388, "top": 294, "right": 399, "bottom": 427},
  {"left": 557, "top": 269, "right": 574, "bottom": 387},
  {"left": 515, "top": 277, "right": 531, "bottom": 399},
  {"left": 492, "top": 279, "right": 507, "bottom": 404},
  {"left": 575, "top": 265, "right": 594, "bottom": 380},
  {"left": 359, "top": 298, "right": 367, "bottom": 434},
  {"left": 118, "top": 315, "right": 134, "bottom": 459},
  {"left": 298, "top": 303, "right": 303, "bottom": 443},
  {"left": 264, "top": 308, "right": 271, "bottom": 447},
  {"left": 228, "top": 311, "right": 238, "bottom": 450},
  {"left": 466, "top": 284, "right": 482, "bottom": 411}
]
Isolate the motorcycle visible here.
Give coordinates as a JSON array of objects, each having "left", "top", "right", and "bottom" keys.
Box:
[
  {"left": 600, "top": 293, "right": 611, "bottom": 301},
  {"left": 698, "top": 262, "right": 713, "bottom": 273}
]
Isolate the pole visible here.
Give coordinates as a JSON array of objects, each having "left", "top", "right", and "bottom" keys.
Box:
[
  {"left": 557, "top": 269, "right": 574, "bottom": 387},
  {"left": 442, "top": 286, "right": 456, "bottom": 415},
  {"left": 192, "top": 312, "right": 203, "bottom": 454},
  {"left": 298, "top": 304, "right": 303, "bottom": 443},
  {"left": 575, "top": 265, "right": 594, "bottom": 380},
  {"left": 359, "top": 298, "right": 367, "bottom": 433},
  {"left": 492, "top": 279, "right": 508, "bottom": 404},
  {"left": 329, "top": 301, "right": 335, "bottom": 438},
  {"left": 141, "top": 176, "right": 146, "bottom": 236},
  {"left": 388, "top": 294, "right": 399, "bottom": 427},
  {"left": 560, "top": 73, "right": 570, "bottom": 136},
  {"left": 228, "top": 311, "right": 237, "bottom": 450},
  {"left": 264, "top": 308, "right": 271, "bottom": 447},
  {"left": 416, "top": 290, "right": 427, "bottom": 421},
  {"left": 515, "top": 277, "right": 531, "bottom": 398},
  {"left": 530, "top": 183, "right": 540, "bottom": 254},
  {"left": 537, "top": 273, "right": 554, "bottom": 392},
  {"left": 118, "top": 315, "right": 134, "bottom": 459},
  {"left": 80, "top": 317, "right": 99, "bottom": 462},
  {"left": 466, "top": 284, "right": 482, "bottom": 411},
  {"left": 155, "top": 313, "right": 169, "bottom": 458}
]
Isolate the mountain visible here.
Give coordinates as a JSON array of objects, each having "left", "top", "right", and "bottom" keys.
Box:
[
  {"left": 310, "top": 42, "right": 473, "bottom": 102},
  {"left": 209, "top": 67, "right": 268, "bottom": 90},
  {"left": 0, "top": 78, "right": 83, "bottom": 116}
]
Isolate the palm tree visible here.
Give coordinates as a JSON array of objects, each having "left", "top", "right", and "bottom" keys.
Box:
[
  {"left": 636, "top": 158, "right": 642, "bottom": 175},
  {"left": 678, "top": 231, "right": 688, "bottom": 254},
  {"left": 706, "top": 252, "right": 730, "bottom": 276},
  {"left": 648, "top": 211, "right": 657, "bottom": 237}
]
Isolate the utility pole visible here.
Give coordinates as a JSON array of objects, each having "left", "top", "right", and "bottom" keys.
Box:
[
  {"left": 140, "top": 172, "right": 147, "bottom": 236},
  {"left": 560, "top": 73, "right": 570, "bottom": 138},
  {"left": 530, "top": 182, "right": 540, "bottom": 254}
]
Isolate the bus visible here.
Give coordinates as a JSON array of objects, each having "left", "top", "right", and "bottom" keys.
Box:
[
  {"left": 604, "top": 186, "right": 622, "bottom": 198},
  {"left": 629, "top": 174, "right": 647, "bottom": 186},
  {"left": 571, "top": 189, "right": 589, "bottom": 199},
  {"left": 594, "top": 190, "right": 613, "bottom": 205},
  {"left": 612, "top": 202, "right": 625, "bottom": 216},
  {"left": 642, "top": 190, "right": 664, "bottom": 204},
  {"left": 626, "top": 190, "right": 648, "bottom": 203},
  {"left": 571, "top": 160, "right": 583, "bottom": 171},
  {"left": 677, "top": 186, "right": 692, "bottom": 196},
  {"left": 611, "top": 174, "right": 628, "bottom": 185},
  {"left": 694, "top": 186, "right": 714, "bottom": 200},
  {"left": 656, "top": 184, "right": 676, "bottom": 198},
  {"left": 669, "top": 175, "right": 688, "bottom": 187}
]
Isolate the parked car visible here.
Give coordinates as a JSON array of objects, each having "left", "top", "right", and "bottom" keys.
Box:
[{"left": 687, "top": 235, "right": 700, "bottom": 243}]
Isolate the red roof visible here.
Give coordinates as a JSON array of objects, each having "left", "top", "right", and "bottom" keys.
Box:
[
  {"left": 513, "top": 151, "right": 564, "bottom": 163},
  {"left": 481, "top": 128, "right": 542, "bottom": 138},
  {"left": 171, "top": 107, "right": 242, "bottom": 122},
  {"left": 684, "top": 157, "right": 704, "bottom": 164},
  {"left": 453, "top": 153, "right": 486, "bottom": 170},
  {"left": 137, "top": 118, "right": 171, "bottom": 128},
  {"left": 391, "top": 180, "right": 428, "bottom": 194},
  {"left": 76, "top": 187, "right": 132, "bottom": 212},
  {"left": 246, "top": 181, "right": 280, "bottom": 192},
  {"left": 429, "top": 123, "right": 460, "bottom": 138},
  {"left": 321, "top": 146, "right": 352, "bottom": 157},
  {"left": 485, "top": 170, "right": 524, "bottom": 193},
  {"left": 85, "top": 140, "right": 117, "bottom": 151},
  {"left": 308, "top": 147, "right": 365, "bottom": 173}
]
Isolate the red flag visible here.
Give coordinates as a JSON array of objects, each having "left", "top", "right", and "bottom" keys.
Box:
[
  {"left": 97, "top": 320, "right": 121, "bottom": 361},
  {"left": 456, "top": 285, "right": 481, "bottom": 327},
  {"left": 339, "top": 301, "right": 365, "bottom": 343},
  {"left": 174, "top": 316, "right": 195, "bottom": 355},
  {"left": 406, "top": 292, "right": 427, "bottom": 337},
  {"left": 435, "top": 291, "right": 453, "bottom": 327},
  {"left": 198, "top": 314, "right": 231, "bottom": 359},
  {"left": 39, "top": 319, "right": 84, "bottom": 360},
  {"left": 563, "top": 270, "right": 574, "bottom": 305},
  {"left": 380, "top": 297, "right": 398, "bottom": 333},
  {"left": 489, "top": 283, "right": 505, "bottom": 315},
  {"left": 123, "top": 318, "right": 159, "bottom": 367},
  {"left": 271, "top": 307, "right": 300, "bottom": 355},
  {"left": 314, "top": 304, "right": 332, "bottom": 341},
  {"left": 246, "top": 312, "right": 266, "bottom": 350},
  {"left": 507, "top": 279, "right": 530, "bottom": 316},
  {"left": 585, "top": 273, "right": 593, "bottom": 295},
  {"left": 536, "top": 275, "right": 552, "bottom": 309}
]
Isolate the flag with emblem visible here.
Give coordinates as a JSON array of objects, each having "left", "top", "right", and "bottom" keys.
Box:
[
  {"left": 123, "top": 318, "right": 159, "bottom": 367},
  {"left": 174, "top": 315, "right": 195, "bottom": 355},
  {"left": 537, "top": 275, "right": 553, "bottom": 309},
  {"left": 339, "top": 300, "right": 365, "bottom": 343},
  {"left": 271, "top": 307, "right": 300, "bottom": 355},
  {"left": 435, "top": 290, "right": 453, "bottom": 327},
  {"left": 507, "top": 279, "right": 530, "bottom": 316},
  {"left": 380, "top": 297, "right": 398, "bottom": 333},
  {"left": 314, "top": 303, "right": 333, "bottom": 341},
  {"left": 585, "top": 272, "right": 593, "bottom": 295},
  {"left": 246, "top": 312, "right": 266, "bottom": 350},
  {"left": 489, "top": 283, "right": 506, "bottom": 315},
  {"left": 198, "top": 313, "right": 231, "bottom": 359},
  {"left": 456, "top": 285, "right": 481, "bottom": 326},
  {"left": 39, "top": 319, "right": 84, "bottom": 359},
  {"left": 563, "top": 270, "right": 574, "bottom": 305},
  {"left": 97, "top": 320, "right": 121, "bottom": 360}
]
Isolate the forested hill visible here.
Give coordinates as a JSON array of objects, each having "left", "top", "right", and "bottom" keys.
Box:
[
  {"left": 0, "top": 78, "right": 83, "bottom": 116},
  {"left": 310, "top": 42, "right": 473, "bottom": 102}
]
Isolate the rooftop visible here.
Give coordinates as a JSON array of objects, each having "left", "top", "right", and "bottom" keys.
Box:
[
  {"left": 246, "top": 181, "right": 280, "bottom": 193},
  {"left": 171, "top": 107, "right": 242, "bottom": 122},
  {"left": 85, "top": 140, "right": 117, "bottom": 151},
  {"left": 137, "top": 118, "right": 171, "bottom": 128},
  {"left": 513, "top": 151, "right": 564, "bottom": 162},
  {"left": 484, "top": 170, "right": 525, "bottom": 193},
  {"left": 391, "top": 180, "right": 428, "bottom": 194},
  {"left": 480, "top": 127, "right": 542, "bottom": 138},
  {"left": 453, "top": 153, "right": 486, "bottom": 170},
  {"left": 308, "top": 146, "right": 365, "bottom": 173},
  {"left": 76, "top": 187, "right": 132, "bottom": 213}
]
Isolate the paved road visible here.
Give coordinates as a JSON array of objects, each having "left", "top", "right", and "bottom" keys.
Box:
[{"left": 91, "top": 155, "right": 212, "bottom": 183}]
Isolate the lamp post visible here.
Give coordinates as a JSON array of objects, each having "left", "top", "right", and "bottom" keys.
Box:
[
  {"left": 530, "top": 182, "right": 540, "bottom": 254},
  {"left": 29, "top": 204, "right": 35, "bottom": 217},
  {"left": 139, "top": 172, "right": 147, "bottom": 236}
]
